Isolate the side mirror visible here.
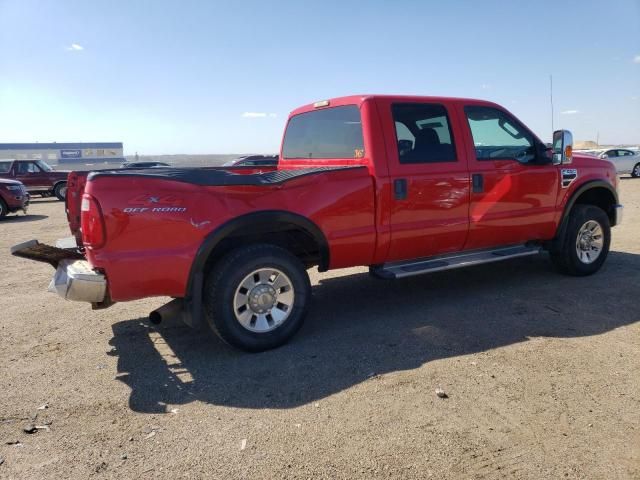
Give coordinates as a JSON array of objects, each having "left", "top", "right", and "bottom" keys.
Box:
[{"left": 552, "top": 130, "right": 573, "bottom": 165}]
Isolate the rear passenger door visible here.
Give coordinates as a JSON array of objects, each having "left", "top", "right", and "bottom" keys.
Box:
[{"left": 377, "top": 99, "right": 470, "bottom": 262}]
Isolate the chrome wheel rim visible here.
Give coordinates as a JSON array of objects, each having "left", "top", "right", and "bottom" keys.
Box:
[
  {"left": 634, "top": 164, "right": 640, "bottom": 176},
  {"left": 233, "top": 268, "right": 295, "bottom": 332},
  {"left": 59, "top": 186, "right": 67, "bottom": 198},
  {"left": 575, "top": 220, "right": 604, "bottom": 264}
]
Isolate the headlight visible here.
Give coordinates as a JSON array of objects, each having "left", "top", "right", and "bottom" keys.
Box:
[{"left": 5, "top": 185, "right": 22, "bottom": 191}]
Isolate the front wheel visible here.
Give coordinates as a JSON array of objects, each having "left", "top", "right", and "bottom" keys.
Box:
[
  {"left": 203, "top": 244, "right": 311, "bottom": 352},
  {"left": 550, "top": 205, "right": 611, "bottom": 276},
  {"left": 54, "top": 182, "right": 67, "bottom": 201},
  {"left": 632, "top": 163, "right": 640, "bottom": 178}
]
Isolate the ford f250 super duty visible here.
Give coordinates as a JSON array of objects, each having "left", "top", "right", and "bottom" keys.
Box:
[{"left": 12, "top": 95, "right": 623, "bottom": 351}]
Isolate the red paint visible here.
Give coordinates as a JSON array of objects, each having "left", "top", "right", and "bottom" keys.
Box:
[{"left": 67, "top": 95, "right": 617, "bottom": 303}]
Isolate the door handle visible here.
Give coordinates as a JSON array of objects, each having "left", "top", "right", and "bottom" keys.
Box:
[
  {"left": 472, "top": 174, "right": 484, "bottom": 193},
  {"left": 394, "top": 179, "right": 407, "bottom": 200}
]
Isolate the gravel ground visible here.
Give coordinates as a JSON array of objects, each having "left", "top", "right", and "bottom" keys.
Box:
[{"left": 1, "top": 180, "right": 639, "bottom": 479}]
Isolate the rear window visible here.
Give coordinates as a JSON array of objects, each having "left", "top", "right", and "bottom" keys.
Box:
[
  {"left": 282, "top": 105, "right": 364, "bottom": 159},
  {"left": 0, "top": 161, "right": 11, "bottom": 173}
]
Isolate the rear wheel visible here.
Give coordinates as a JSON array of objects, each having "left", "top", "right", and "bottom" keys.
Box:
[
  {"left": 54, "top": 182, "right": 67, "bottom": 201},
  {"left": 632, "top": 163, "right": 640, "bottom": 178},
  {"left": 550, "top": 205, "right": 610, "bottom": 276},
  {"left": 0, "top": 198, "right": 7, "bottom": 219},
  {"left": 203, "top": 244, "right": 311, "bottom": 352}
]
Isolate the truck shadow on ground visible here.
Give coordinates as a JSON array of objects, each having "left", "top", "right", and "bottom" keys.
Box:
[{"left": 109, "top": 251, "right": 640, "bottom": 413}]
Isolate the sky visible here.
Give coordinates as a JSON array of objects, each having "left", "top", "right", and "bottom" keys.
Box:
[{"left": 1, "top": 0, "right": 639, "bottom": 155}]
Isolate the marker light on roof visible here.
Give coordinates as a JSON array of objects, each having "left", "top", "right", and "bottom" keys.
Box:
[{"left": 313, "top": 100, "right": 330, "bottom": 108}]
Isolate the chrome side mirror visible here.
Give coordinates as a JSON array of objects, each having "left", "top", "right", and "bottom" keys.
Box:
[{"left": 552, "top": 130, "right": 573, "bottom": 165}]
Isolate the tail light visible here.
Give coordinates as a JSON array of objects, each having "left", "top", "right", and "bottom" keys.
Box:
[{"left": 81, "top": 194, "right": 106, "bottom": 248}]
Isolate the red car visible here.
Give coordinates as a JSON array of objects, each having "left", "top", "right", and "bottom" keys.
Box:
[
  {"left": 13, "top": 95, "right": 623, "bottom": 351},
  {"left": 0, "top": 178, "right": 29, "bottom": 218},
  {"left": 0, "top": 159, "right": 69, "bottom": 200}
]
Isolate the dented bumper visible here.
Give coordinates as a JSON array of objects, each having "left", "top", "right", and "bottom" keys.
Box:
[
  {"left": 48, "top": 259, "right": 107, "bottom": 303},
  {"left": 11, "top": 239, "right": 108, "bottom": 304}
]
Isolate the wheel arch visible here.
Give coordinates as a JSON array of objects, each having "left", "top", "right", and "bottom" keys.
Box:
[
  {"left": 551, "top": 180, "right": 618, "bottom": 252},
  {"left": 183, "top": 210, "right": 329, "bottom": 329},
  {"left": 562, "top": 180, "right": 618, "bottom": 227}
]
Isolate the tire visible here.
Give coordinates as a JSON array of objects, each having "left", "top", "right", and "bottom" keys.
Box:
[
  {"left": 632, "top": 163, "right": 640, "bottom": 178},
  {"left": 0, "top": 198, "right": 7, "bottom": 219},
  {"left": 54, "top": 182, "right": 67, "bottom": 201},
  {"left": 550, "top": 205, "right": 610, "bottom": 276},
  {"left": 203, "top": 244, "right": 311, "bottom": 352}
]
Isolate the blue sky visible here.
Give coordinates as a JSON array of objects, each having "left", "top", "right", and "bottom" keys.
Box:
[{"left": 1, "top": 0, "right": 638, "bottom": 154}]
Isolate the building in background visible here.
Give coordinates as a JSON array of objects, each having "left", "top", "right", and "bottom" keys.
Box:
[{"left": 0, "top": 142, "right": 124, "bottom": 164}]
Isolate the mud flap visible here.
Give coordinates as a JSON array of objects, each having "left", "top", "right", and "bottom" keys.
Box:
[{"left": 10, "top": 239, "right": 85, "bottom": 268}]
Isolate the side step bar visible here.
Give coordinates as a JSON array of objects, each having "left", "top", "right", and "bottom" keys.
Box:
[{"left": 371, "top": 245, "right": 541, "bottom": 279}]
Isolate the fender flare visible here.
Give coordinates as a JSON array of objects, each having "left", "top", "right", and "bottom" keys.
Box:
[
  {"left": 552, "top": 180, "right": 618, "bottom": 250},
  {"left": 183, "top": 210, "right": 329, "bottom": 329}
]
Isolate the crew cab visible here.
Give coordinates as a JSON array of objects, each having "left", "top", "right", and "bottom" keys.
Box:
[
  {"left": 12, "top": 95, "right": 623, "bottom": 351},
  {"left": 0, "top": 159, "right": 69, "bottom": 200}
]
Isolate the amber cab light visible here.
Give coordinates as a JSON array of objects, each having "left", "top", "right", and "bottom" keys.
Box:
[{"left": 81, "top": 193, "right": 106, "bottom": 248}]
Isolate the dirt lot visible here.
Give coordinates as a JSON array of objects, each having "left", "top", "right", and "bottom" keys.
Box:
[{"left": 1, "top": 181, "right": 639, "bottom": 479}]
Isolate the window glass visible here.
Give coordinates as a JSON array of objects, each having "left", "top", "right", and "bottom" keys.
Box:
[
  {"left": 282, "top": 105, "right": 364, "bottom": 159},
  {"left": 464, "top": 106, "right": 535, "bottom": 163},
  {"left": 618, "top": 150, "right": 633, "bottom": 156},
  {"left": 36, "top": 160, "right": 53, "bottom": 171},
  {"left": 392, "top": 103, "right": 456, "bottom": 163},
  {"left": 0, "top": 161, "right": 11, "bottom": 173}
]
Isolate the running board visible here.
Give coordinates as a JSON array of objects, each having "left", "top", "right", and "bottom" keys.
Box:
[{"left": 371, "top": 245, "right": 541, "bottom": 279}]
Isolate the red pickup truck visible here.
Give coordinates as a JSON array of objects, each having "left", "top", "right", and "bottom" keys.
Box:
[{"left": 12, "top": 95, "right": 623, "bottom": 351}]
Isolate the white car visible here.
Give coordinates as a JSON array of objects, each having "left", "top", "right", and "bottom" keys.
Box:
[{"left": 600, "top": 149, "right": 640, "bottom": 177}]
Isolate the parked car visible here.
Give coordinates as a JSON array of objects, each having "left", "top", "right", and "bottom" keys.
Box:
[
  {"left": 0, "top": 178, "right": 29, "bottom": 218},
  {"left": 222, "top": 155, "right": 279, "bottom": 167},
  {"left": 599, "top": 149, "right": 640, "bottom": 177},
  {"left": 0, "top": 159, "right": 69, "bottom": 200},
  {"left": 13, "top": 94, "right": 623, "bottom": 352},
  {"left": 121, "top": 161, "right": 171, "bottom": 169}
]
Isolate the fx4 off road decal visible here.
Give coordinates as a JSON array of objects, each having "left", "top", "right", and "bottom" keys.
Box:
[
  {"left": 123, "top": 194, "right": 187, "bottom": 214},
  {"left": 561, "top": 169, "right": 578, "bottom": 188}
]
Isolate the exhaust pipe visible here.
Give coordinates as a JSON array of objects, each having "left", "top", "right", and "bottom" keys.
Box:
[{"left": 149, "top": 298, "right": 184, "bottom": 325}]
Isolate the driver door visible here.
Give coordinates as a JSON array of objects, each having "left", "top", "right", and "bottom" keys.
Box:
[
  {"left": 14, "top": 161, "right": 48, "bottom": 192},
  {"left": 457, "top": 104, "right": 559, "bottom": 250}
]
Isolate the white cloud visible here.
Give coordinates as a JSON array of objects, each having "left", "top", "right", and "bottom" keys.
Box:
[
  {"left": 241, "top": 112, "right": 277, "bottom": 118},
  {"left": 632, "top": 96, "right": 638, "bottom": 101},
  {"left": 633, "top": 55, "right": 640, "bottom": 63},
  {"left": 481, "top": 84, "right": 491, "bottom": 90},
  {"left": 66, "top": 43, "right": 84, "bottom": 51},
  {"left": 561, "top": 109, "right": 579, "bottom": 115}
]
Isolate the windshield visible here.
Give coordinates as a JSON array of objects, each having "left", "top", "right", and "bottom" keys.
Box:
[
  {"left": 36, "top": 160, "right": 53, "bottom": 172},
  {"left": 0, "top": 161, "right": 11, "bottom": 173}
]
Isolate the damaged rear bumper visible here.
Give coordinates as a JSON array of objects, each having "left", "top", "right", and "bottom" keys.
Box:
[
  {"left": 11, "top": 239, "right": 109, "bottom": 305},
  {"left": 48, "top": 258, "right": 107, "bottom": 303}
]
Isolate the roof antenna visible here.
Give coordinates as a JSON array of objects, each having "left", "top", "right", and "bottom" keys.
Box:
[{"left": 550, "top": 74, "right": 554, "bottom": 137}]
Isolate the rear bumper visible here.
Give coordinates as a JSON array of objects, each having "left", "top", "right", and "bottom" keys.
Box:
[
  {"left": 612, "top": 204, "right": 623, "bottom": 226},
  {"left": 48, "top": 259, "right": 107, "bottom": 303},
  {"left": 11, "top": 239, "right": 108, "bottom": 305}
]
